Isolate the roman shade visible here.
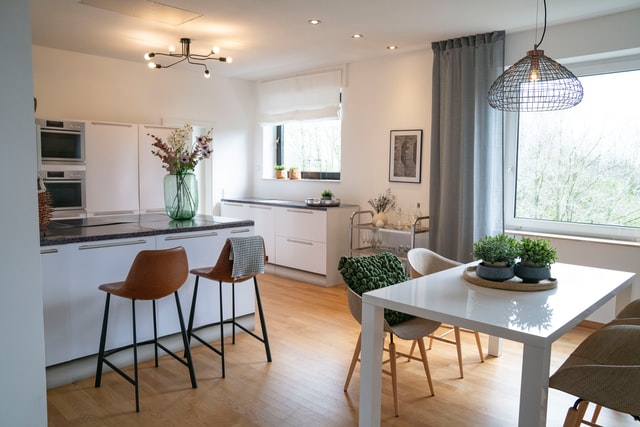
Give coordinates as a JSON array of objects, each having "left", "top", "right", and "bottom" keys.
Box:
[{"left": 257, "top": 69, "right": 343, "bottom": 123}]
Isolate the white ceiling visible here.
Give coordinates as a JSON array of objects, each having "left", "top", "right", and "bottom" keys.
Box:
[{"left": 30, "top": 0, "right": 640, "bottom": 81}]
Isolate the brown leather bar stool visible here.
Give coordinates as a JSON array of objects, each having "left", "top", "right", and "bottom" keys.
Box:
[
  {"left": 95, "top": 246, "right": 197, "bottom": 412},
  {"left": 188, "top": 236, "right": 271, "bottom": 378}
]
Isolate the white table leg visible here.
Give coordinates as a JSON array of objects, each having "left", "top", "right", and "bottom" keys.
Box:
[
  {"left": 519, "top": 343, "right": 551, "bottom": 427},
  {"left": 488, "top": 335, "right": 503, "bottom": 356},
  {"left": 359, "top": 300, "right": 384, "bottom": 427}
]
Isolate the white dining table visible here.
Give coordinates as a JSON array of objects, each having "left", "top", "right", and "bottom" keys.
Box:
[{"left": 359, "top": 262, "right": 635, "bottom": 426}]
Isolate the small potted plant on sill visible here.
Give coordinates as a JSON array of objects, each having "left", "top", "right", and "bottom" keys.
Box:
[
  {"left": 515, "top": 237, "right": 557, "bottom": 283},
  {"left": 289, "top": 166, "right": 301, "bottom": 180},
  {"left": 472, "top": 234, "right": 520, "bottom": 281},
  {"left": 274, "top": 164, "right": 286, "bottom": 179}
]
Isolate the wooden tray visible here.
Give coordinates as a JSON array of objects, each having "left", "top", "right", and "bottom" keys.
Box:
[{"left": 463, "top": 266, "right": 557, "bottom": 292}]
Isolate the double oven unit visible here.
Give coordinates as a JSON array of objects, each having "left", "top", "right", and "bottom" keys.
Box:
[{"left": 36, "top": 119, "right": 87, "bottom": 219}]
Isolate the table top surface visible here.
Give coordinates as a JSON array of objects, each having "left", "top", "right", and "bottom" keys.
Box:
[{"left": 362, "top": 262, "right": 635, "bottom": 346}]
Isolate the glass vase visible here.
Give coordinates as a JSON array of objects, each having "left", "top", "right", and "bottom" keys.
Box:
[{"left": 163, "top": 172, "right": 198, "bottom": 220}]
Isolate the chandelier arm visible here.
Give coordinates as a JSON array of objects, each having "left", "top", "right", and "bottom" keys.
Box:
[
  {"left": 158, "top": 56, "right": 187, "bottom": 69},
  {"left": 186, "top": 57, "right": 208, "bottom": 70}
]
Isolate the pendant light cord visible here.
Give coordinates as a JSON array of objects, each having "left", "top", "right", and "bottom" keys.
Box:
[{"left": 534, "top": 0, "right": 547, "bottom": 50}]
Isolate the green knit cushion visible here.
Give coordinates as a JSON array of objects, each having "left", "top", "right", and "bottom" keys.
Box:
[{"left": 338, "top": 252, "right": 413, "bottom": 325}]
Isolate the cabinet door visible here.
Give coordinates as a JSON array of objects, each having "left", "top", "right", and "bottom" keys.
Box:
[
  {"left": 276, "top": 208, "right": 327, "bottom": 242},
  {"left": 41, "top": 245, "right": 72, "bottom": 366},
  {"left": 85, "top": 121, "right": 139, "bottom": 215},
  {"left": 275, "top": 236, "right": 327, "bottom": 275},
  {"left": 248, "top": 204, "right": 275, "bottom": 262},
  {"left": 220, "top": 201, "right": 246, "bottom": 220},
  {"left": 221, "top": 202, "right": 276, "bottom": 262},
  {"left": 138, "top": 124, "right": 179, "bottom": 213},
  {"left": 68, "top": 237, "right": 156, "bottom": 361}
]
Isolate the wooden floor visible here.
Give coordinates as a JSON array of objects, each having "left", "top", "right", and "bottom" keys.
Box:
[{"left": 47, "top": 273, "right": 635, "bottom": 426}]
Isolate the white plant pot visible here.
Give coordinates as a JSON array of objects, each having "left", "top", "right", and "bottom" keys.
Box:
[{"left": 371, "top": 212, "right": 387, "bottom": 227}]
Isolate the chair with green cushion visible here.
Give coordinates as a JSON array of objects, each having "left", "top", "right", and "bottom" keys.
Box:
[{"left": 338, "top": 252, "right": 441, "bottom": 417}]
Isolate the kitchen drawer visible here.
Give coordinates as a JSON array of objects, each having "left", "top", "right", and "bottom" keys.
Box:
[
  {"left": 275, "top": 236, "right": 326, "bottom": 275},
  {"left": 276, "top": 207, "right": 326, "bottom": 242}
]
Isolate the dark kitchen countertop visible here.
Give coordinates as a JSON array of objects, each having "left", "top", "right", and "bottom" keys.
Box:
[
  {"left": 221, "top": 197, "right": 358, "bottom": 210},
  {"left": 40, "top": 213, "right": 254, "bottom": 246}
]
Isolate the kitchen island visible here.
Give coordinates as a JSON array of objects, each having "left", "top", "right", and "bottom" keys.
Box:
[{"left": 41, "top": 213, "right": 255, "bottom": 387}]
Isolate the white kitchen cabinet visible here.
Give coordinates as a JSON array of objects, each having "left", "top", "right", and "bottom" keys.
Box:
[
  {"left": 85, "top": 121, "right": 139, "bottom": 215},
  {"left": 275, "top": 208, "right": 327, "bottom": 274},
  {"left": 67, "top": 237, "right": 156, "bottom": 361},
  {"left": 154, "top": 225, "right": 255, "bottom": 337},
  {"left": 222, "top": 199, "right": 355, "bottom": 286},
  {"left": 41, "top": 245, "right": 72, "bottom": 366},
  {"left": 138, "top": 124, "right": 179, "bottom": 214},
  {"left": 221, "top": 201, "right": 276, "bottom": 261}
]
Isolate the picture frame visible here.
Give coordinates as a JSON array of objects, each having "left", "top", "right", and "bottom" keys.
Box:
[{"left": 389, "top": 129, "right": 422, "bottom": 183}]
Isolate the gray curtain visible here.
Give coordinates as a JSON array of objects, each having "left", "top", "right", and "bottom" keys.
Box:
[{"left": 429, "top": 31, "right": 505, "bottom": 262}]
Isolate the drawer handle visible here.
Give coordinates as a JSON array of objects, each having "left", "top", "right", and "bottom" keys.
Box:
[
  {"left": 287, "top": 209, "right": 313, "bottom": 214},
  {"left": 79, "top": 239, "right": 148, "bottom": 250},
  {"left": 223, "top": 202, "right": 243, "bottom": 207},
  {"left": 164, "top": 231, "right": 218, "bottom": 240},
  {"left": 286, "top": 239, "right": 313, "bottom": 246},
  {"left": 40, "top": 248, "right": 59, "bottom": 255},
  {"left": 231, "top": 228, "right": 251, "bottom": 234}
]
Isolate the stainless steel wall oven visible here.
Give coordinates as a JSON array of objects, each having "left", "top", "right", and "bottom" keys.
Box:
[{"left": 36, "top": 118, "right": 85, "bottom": 165}]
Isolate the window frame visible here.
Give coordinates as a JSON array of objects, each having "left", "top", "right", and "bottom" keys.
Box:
[{"left": 504, "top": 52, "right": 640, "bottom": 242}]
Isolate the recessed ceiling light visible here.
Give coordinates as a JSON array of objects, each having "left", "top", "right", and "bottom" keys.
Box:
[
  {"left": 308, "top": 19, "right": 321, "bottom": 25},
  {"left": 352, "top": 34, "right": 363, "bottom": 39},
  {"left": 387, "top": 45, "right": 398, "bottom": 50}
]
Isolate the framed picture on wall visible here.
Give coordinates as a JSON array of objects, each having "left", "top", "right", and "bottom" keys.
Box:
[{"left": 389, "top": 129, "right": 422, "bottom": 183}]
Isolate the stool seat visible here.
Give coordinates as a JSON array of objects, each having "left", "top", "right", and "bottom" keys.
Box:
[
  {"left": 188, "top": 236, "right": 271, "bottom": 378},
  {"left": 95, "top": 246, "right": 197, "bottom": 412}
]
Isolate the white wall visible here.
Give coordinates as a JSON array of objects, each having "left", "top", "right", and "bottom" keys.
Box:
[
  {"left": 250, "top": 50, "right": 432, "bottom": 219},
  {"left": 0, "top": 1, "right": 48, "bottom": 425},
  {"left": 32, "top": 45, "right": 255, "bottom": 214}
]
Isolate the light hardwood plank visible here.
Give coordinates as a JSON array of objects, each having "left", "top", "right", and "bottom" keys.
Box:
[{"left": 47, "top": 273, "right": 635, "bottom": 426}]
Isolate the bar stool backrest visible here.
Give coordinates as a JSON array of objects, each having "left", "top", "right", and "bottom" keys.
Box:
[
  {"left": 199, "top": 238, "right": 266, "bottom": 283},
  {"left": 118, "top": 246, "right": 189, "bottom": 300}
]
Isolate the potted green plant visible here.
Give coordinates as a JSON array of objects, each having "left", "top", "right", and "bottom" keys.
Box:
[
  {"left": 515, "top": 237, "right": 558, "bottom": 283},
  {"left": 274, "top": 164, "right": 286, "bottom": 179},
  {"left": 289, "top": 166, "right": 301, "bottom": 180},
  {"left": 472, "top": 234, "right": 520, "bottom": 281},
  {"left": 321, "top": 189, "right": 334, "bottom": 200}
]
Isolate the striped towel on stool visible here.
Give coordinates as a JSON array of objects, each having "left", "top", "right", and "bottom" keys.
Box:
[{"left": 229, "top": 235, "right": 265, "bottom": 279}]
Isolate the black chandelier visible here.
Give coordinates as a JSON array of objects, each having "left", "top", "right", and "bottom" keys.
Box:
[
  {"left": 144, "top": 38, "right": 232, "bottom": 79},
  {"left": 487, "top": 0, "right": 583, "bottom": 112}
]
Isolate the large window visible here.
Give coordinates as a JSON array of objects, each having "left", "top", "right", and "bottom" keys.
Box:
[
  {"left": 258, "top": 69, "right": 343, "bottom": 180},
  {"left": 505, "top": 55, "right": 640, "bottom": 241},
  {"left": 277, "top": 120, "right": 341, "bottom": 179}
]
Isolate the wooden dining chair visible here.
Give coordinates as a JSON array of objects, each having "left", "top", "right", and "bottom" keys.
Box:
[
  {"left": 339, "top": 252, "right": 440, "bottom": 417},
  {"left": 549, "top": 323, "right": 640, "bottom": 426},
  {"left": 406, "top": 248, "right": 484, "bottom": 378}
]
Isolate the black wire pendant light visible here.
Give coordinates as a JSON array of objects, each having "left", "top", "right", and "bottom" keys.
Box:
[
  {"left": 488, "top": 0, "right": 584, "bottom": 112},
  {"left": 144, "top": 38, "right": 232, "bottom": 79}
]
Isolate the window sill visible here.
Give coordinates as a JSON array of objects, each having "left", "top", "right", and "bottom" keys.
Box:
[{"left": 507, "top": 229, "right": 640, "bottom": 249}]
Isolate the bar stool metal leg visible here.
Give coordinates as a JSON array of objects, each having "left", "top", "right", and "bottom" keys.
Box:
[
  {"left": 95, "top": 293, "right": 111, "bottom": 387},
  {"left": 253, "top": 277, "right": 272, "bottom": 362}
]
